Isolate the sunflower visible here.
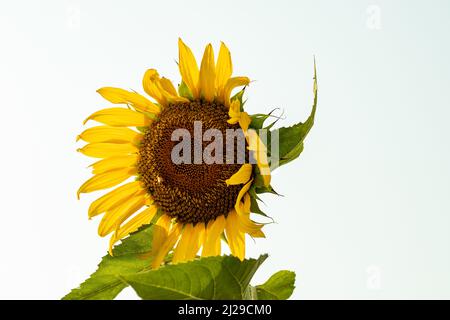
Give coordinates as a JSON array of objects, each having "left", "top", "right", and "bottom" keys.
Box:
[{"left": 77, "top": 39, "right": 271, "bottom": 269}]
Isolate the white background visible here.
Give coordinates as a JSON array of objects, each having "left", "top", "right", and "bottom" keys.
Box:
[{"left": 1, "top": 0, "right": 450, "bottom": 299}]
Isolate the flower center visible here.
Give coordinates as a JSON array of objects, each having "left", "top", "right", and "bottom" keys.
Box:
[{"left": 138, "top": 101, "right": 246, "bottom": 224}]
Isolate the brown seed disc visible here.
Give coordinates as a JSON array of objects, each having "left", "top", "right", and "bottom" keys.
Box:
[{"left": 137, "top": 100, "right": 249, "bottom": 224}]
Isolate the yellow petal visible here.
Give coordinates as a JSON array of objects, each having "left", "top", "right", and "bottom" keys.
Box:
[
  {"left": 172, "top": 224, "right": 194, "bottom": 263},
  {"left": 97, "top": 87, "right": 160, "bottom": 114},
  {"left": 225, "top": 210, "right": 245, "bottom": 261},
  {"left": 246, "top": 130, "right": 271, "bottom": 186},
  {"left": 77, "top": 168, "right": 137, "bottom": 199},
  {"left": 221, "top": 77, "right": 250, "bottom": 107},
  {"left": 78, "top": 142, "right": 138, "bottom": 158},
  {"left": 90, "top": 155, "right": 138, "bottom": 175},
  {"left": 238, "top": 112, "right": 252, "bottom": 132},
  {"left": 151, "top": 223, "right": 182, "bottom": 269},
  {"left": 83, "top": 108, "right": 151, "bottom": 127},
  {"left": 227, "top": 100, "right": 241, "bottom": 125},
  {"left": 184, "top": 223, "right": 205, "bottom": 261},
  {"left": 108, "top": 205, "right": 158, "bottom": 254},
  {"left": 228, "top": 99, "right": 241, "bottom": 118},
  {"left": 98, "top": 192, "right": 146, "bottom": 237},
  {"left": 215, "top": 42, "right": 232, "bottom": 97},
  {"left": 237, "top": 194, "right": 265, "bottom": 238},
  {"left": 151, "top": 215, "right": 171, "bottom": 256},
  {"left": 115, "top": 206, "right": 158, "bottom": 240},
  {"left": 178, "top": 38, "right": 199, "bottom": 98},
  {"left": 143, "top": 69, "right": 189, "bottom": 106},
  {"left": 199, "top": 44, "right": 215, "bottom": 102},
  {"left": 77, "top": 126, "right": 142, "bottom": 144},
  {"left": 159, "top": 77, "right": 179, "bottom": 97},
  {"left": 226, "top": 164, "right": 252, "bottom": 185},
  {"left": 202, "top": 215, "right": 226, "bottom": 257},
  {"left": 235, "top": 179, "right": 253, "bottom": 216},
  {"left": 142, "top": 69, "right": 165, "bottom": 105},
  {"left": 88, "top": 181, "right": 142, "bottom": 218}
]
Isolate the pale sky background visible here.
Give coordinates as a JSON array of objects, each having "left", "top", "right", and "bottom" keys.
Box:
[{"left": 1, "top": 0, "right": 449, "bottom": 299}]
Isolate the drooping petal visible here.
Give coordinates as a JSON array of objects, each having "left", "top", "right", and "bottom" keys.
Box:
[
  {"left": 77, "top": 126, "right": 142, "bottom": 144},
  {"left": 77, "top": 142, "right": 138, "bottom": 158},
  {"left": 199, "top": 44, "right": 216, "bottom": 102},
  {"left": 143, "top": 69, "right": 189, "bottom": 106},
  {"left": 87, "top": 181, "right": 142, "bottom": 218},
  {"left": 227, "top": 99, "right": 240, "bottom": 118},
  {"left": 159, "top": 77, "right": 179, "bottom": 96},
  {"left": 237, "top": 194, "right": 265, "bottom": 238},
  {"left": 178, "top": 38, "right": 199, "bottom": 98},
  {"left": 151, "top": 215, "right": 172, "bottom": 257},
  {"left": 172, "top": 224, "right": 194, "bottom": 263},
  {"left": 202, "top": 215, "right": 226, "bottom": 257},
  {"left": 184, "top": 223, "right": 205, "bottom": 261},
  {"left": 221, "top": 76, "right": 250, "bottom": 107},
  {"left": 90, "top": 155, "right": 138, "bottom": 175},
  {"left": 234, "top": 179, "right": 253, "bottom": 216},
  {"left": 97, "top": 87, "right": 160, "bottom": 114},
  {"left": 77, "top": 168, "right": 137, "bottom": 199},
  {"left": 151, "top": 223, "right": 182, "bottom": 269},
  {"left": 83, "top": 108, "right": 151, "bottom": 127},
  {"left": 98, "top": 192, "right": 147, "bottom": 237},
  {"left": 225, "top": 210, "right": 245, "bottom": 261},
  {"left": 238, "top": 112, "right": 252, "bottom": 132},
  {"left": 142, "top": 69, "right": 165, "bottom": 105},
  {"left": 225, "top": 164, "right": 252, "bottom": 185},
  {"left": 215, "top": 42, "right": 232, "bottom": 97},
  {"left": 246, "top": 130, "right": 271, "bottom": 186}
]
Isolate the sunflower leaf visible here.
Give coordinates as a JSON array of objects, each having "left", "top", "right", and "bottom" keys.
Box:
[
  {"left": 62, "top": 224, "right": 155, "bottom": 300},
  {"left": 121, "top": 254, "right": 268, "bottom": 300},
  {"left": 268, "top": 62, "right": 317, "bottom": 170},
  {"left": 255, "top": 270, "right": 296, "bottom": 300}
]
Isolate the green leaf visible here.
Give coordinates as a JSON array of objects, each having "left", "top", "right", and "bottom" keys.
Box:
[
  {"left": 268, "top": 61, "right": 317, "bottom": 169},
  {"left": 178, "top": 81, "right": 193, "bottom": 100},
  {"left": 121, "top": 254, "right": 268, "bottom": 300},
  {"left": 255, "top": 270, "right": 296, "bottom": 300},
  {"left": 63, "top": 225, "right": 155, "bottom": 300},
  {"left": 248, "top": 187, "right": 268, "bottom": 217},
  {"left": 249, "top": 109, "right": 281, "bottom": 130},
  {"left": 231, "top": 88, "right": 246, "bottom": 109}
]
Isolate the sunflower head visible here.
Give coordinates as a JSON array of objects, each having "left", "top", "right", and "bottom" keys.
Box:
[{"left": 77, "top": 39, "right": 271, "bottom": 268}]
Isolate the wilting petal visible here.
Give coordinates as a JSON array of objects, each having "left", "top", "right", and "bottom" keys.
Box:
[
  {"left": 97, "top": 87, "right": 160, "bottom": 114},
  {"left": 221, "top": 76, "right": 250, "bottom": 107}
]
